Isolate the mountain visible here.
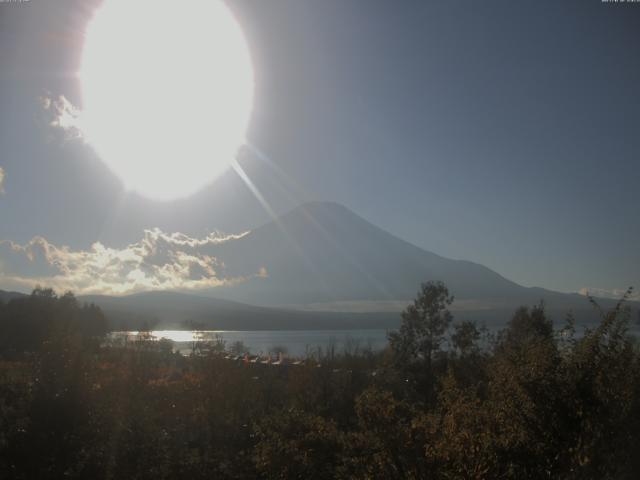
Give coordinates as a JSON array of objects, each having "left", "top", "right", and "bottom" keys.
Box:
[
  {"left": 207, "top": 202, "right": 622, "bottom": 322},
  {"left": 3, "top": 202, "right": 635, "bottom": 329},
  {"left": 80, "top": 201, "right": 632, "bottom": 329},
  {"left": 0, "top": 289, "right": 27, "bottom": 303}
]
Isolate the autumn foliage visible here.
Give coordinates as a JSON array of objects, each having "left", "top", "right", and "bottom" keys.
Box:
[{"left": 1, "top": 284, "right": 639, "bottom": 479}]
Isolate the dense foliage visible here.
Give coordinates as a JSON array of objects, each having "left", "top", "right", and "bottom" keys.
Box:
[{"left": 1, "top": 283, "right": 639, "bottom": 479}]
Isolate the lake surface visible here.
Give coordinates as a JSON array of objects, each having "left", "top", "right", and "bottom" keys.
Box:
[
  {"left": 110, "top": 329, "right": 391, "bottom": 357},
  {"left": 109, "top": 323, "right": 640, "bottom": 357}
]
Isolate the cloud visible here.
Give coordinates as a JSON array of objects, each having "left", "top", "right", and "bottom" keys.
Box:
[
  {"left": 39, "top": 94, "right": 84, "bottom": 142},
  {"left": 578, "top": 287, "right": 639, "bottom": 302},
  {"left": 0, "top": 167, "right": 4, "bottom": 194},
  {"left": 0, "top": 229, "right": 267, "bottom": 295}
]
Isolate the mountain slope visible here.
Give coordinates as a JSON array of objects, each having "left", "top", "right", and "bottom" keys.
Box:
[
  {"left": 210, "top": 202, "right": 570, "bottom": 305},
  {"left": 0, "top": 290, "right": 27, "bottom": 303}
]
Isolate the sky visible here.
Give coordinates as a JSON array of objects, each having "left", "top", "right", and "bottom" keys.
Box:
[{"left": 0, "top": 0, "right": 639, "bottom": 298}]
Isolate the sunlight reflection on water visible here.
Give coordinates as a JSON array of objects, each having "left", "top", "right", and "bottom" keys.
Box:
[{"left": 110, "top": 329, "right": 390, "bottom": 357}]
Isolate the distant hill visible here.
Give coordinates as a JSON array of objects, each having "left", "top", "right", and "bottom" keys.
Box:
[
  {"left": 0, "top": 290, "right": 27, "bottom": 303},
  {"left": 79, "top": 291, "right": 399, "bottom": 331}
]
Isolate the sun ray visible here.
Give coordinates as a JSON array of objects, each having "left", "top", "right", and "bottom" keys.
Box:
[
  {"left": 231, "top": 158, "right": 332, "bottom": 296},
  {"left": 242, "top": 143, "right": 394, "bottom": 301}
]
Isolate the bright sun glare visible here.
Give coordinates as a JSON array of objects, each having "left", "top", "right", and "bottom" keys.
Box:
[{"left": 81, "top": 0, "right": 254, "bottom": 200}]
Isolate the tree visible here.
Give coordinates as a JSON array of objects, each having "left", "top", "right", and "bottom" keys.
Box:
[
  {"left": 388, "top": 281, "right": 454, "bottom": 371},
  {"left": 500, "top": 302, "right": 552, "bottom": 349},
  {"left": 230, "top": 340, "right": 249, "bottom": 355},
  {"left": 451, "top": 320, "right": 481, "bottom": 357},
  {"left": 560, "top": 288, "right": 639, "bottom": 477},
  {"left": 0, "top": 288, "right": 107, "bottom": 354},
  {"left": 488, "top": 303, "right": 562, "bottom": 475},
  {"left": 254, "top": 409, "right": 343, "bottom": 479}
]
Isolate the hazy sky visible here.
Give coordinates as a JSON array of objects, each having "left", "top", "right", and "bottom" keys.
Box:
[{"left": 0, "top": 0, "right": 639, "bottom": 296}]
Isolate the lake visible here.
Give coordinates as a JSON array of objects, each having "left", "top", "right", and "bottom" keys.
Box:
[
  {"left": 110, "top": 329, "right": 391, "bottom": 357},
  {"left": 109, "top": 323, "right": 640, "bottom": 357}
]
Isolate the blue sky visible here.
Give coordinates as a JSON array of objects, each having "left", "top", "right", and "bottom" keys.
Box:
[{"left": 0, "top": 0, "right": 638, "bottom": 297}]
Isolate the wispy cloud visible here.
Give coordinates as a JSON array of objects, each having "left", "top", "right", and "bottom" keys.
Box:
[
  {"left": 39, "top": 94, "right": 84, "bottom": 142},
  {"left": 578, "top": 287, "right": 639, "bottom": 302},
  {"left": 0, "top": 229, "right": 266, "bottom": 295},
  {"left": 0, "top": 167, "right": 5, "bottom": 194}
]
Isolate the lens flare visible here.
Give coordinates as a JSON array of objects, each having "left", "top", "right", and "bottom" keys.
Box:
[{"left": 81, "top": 0, "right": 254, "bottom": 200}]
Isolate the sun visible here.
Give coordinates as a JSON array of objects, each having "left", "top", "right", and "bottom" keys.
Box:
[{"left": 80, "top": 0, "right": 254, "bottom": 200}]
